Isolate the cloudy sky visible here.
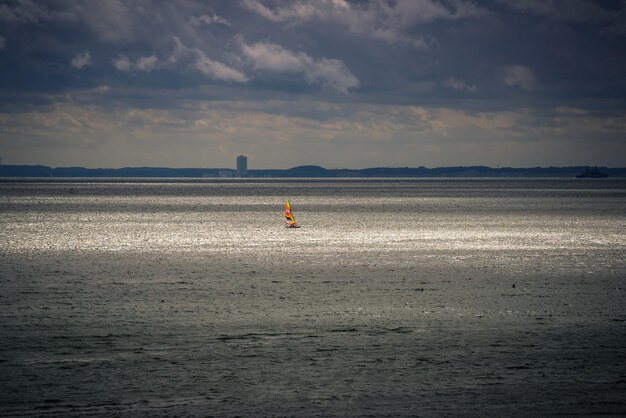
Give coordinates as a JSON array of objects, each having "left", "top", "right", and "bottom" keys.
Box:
[{"left": 1, "top": 0, "right": 625, "bottom": 169}]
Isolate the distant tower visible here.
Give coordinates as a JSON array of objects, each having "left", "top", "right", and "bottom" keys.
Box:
[{"left": 236, "top": 155, "right": 248, "bottom": 176}]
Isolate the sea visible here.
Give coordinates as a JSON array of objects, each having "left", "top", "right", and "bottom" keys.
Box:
[{"left": 1, "top": 178, "right": 625, "bottom": 417}]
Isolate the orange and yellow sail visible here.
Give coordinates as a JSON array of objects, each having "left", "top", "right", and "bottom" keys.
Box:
[{"left": 284, "top": 200, "right": 298, "bottom": 227}]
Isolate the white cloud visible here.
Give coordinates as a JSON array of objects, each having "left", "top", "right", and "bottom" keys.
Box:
[
  {"left": 242, "top": 41, "right": 304, "bottom": 72},
  {"left": 135, "top": 55, "right": 158, "bottom": 72},
  {"left": 112, "top": 54, "right": 160, "bottom": 73},
  {"left": 241, "top": 41, "right": 359, "bottom": 92},
  {"left": 70, "top": 51, "right": 91, "bottom": 69},
  {"left": 242, "top": 0, "right": 487, "bottom": 47},
  {"left": 192, "top": 14, "right": 231, "bottom": 26},
  {"left": 443, "top": 77, "right": 478, "bottom": 92},
  {"left": 170, "top": 37, "right": 248, "bottom": 83},
  {"left": 306, "top": 58, "right": 360, "bottom": 92},
  {"left": 89, "top": 85, "right": 111, "bottom": 94},
  {"left": 193, "top": 54, "right": 248, "bottom": 82},
  {"left": 502, "top": 65, "right": 537, "bottom": 90},
  {"left": 113, "top": 54, "right": 132, "bottom": 71},
  {"left": 242, "top": 0, "right": 319, "bottom": 22}
]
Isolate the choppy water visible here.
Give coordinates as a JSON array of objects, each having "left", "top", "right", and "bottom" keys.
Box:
[{"left": 1, "top": 178, "right": 625, "bottom": 416}]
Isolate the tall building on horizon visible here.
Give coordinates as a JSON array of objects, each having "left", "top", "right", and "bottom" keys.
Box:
[{"left": 236, "top": 155, "right": 247, "bottom": 176}]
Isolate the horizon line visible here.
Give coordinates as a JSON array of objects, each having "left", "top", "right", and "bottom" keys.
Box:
[{"left": 1, "top": 163, "right": 623, "bottom": 170}]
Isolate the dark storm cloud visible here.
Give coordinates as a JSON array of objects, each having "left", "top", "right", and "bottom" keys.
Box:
[
  {"left": 2, "top": 0, "right": 624, "bottom": 105},
  {"left": 0, "top": 0, "right": 625, "bottom": 168}
]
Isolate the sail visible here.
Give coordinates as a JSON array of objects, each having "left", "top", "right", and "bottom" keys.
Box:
[{"left": 284, "top": 200, "right": 297, "bottom": 227}]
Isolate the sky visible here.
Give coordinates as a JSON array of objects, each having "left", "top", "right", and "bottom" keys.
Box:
[{"left": 1, "top": 0, "right": 625, "bottom": 169}]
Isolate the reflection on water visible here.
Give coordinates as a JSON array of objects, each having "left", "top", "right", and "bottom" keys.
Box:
[{"left": 1, "top": 179, "right": 625, "bottom": 416}]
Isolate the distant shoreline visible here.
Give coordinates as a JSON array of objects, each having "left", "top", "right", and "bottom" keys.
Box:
[{"left": 0, "top": 164, "right": 623, "bottom": 178}]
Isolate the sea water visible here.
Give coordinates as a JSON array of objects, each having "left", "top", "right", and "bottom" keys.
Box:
[{"left": 1, "top": 178, "right": 625, "bottom": 416}]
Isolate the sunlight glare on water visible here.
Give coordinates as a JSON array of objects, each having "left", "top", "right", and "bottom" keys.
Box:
[{"left": 1, "top": 178, "right": 625, "bottom": 416}]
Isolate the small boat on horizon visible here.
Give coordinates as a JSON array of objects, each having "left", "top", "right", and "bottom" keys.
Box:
[
  {"left": 284, "top": 200, "right": 300, "bottom": 228},
  {"left": 576, "top": 167, "right": 608, "bottom": 178}
]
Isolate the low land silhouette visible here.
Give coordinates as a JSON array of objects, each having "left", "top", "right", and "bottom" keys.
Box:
[{"left": 0, "top": 164, "right": 622, "bottom": 178}]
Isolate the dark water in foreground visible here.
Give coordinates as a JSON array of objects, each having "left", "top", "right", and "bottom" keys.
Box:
[{"left": 1, "top": 178, "right": 625, "bottom": 416}]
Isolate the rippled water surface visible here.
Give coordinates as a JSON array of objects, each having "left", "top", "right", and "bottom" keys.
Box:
[{"left": 1, "top": 178, "right": 625, "bottom": 416}]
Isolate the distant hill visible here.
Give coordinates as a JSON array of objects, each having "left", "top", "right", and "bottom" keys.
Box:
[
  {"left": 0, "top": 164, "right": 624, "bottom": 178},
  {"left": 0, "top": 166, "right": 222, "bottom": 178}
]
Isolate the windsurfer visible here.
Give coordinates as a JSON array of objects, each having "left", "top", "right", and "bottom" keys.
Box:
[{"left": 284, "top": 200, "right": 299, "bottom": 228}]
